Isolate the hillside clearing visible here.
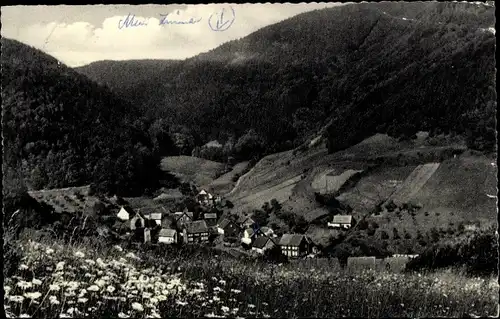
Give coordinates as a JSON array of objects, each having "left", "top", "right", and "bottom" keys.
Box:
[{"left": 160, "top": 156, "right": 226, "bottom": 188}]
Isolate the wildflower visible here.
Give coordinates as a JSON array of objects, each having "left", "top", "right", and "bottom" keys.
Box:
[
  {"left": 59, "top": 314, "right": 71, "bottom": 318},
  {"left": 8, "top": 295, "right": 25, "bottom": 303},
  {"left": 56, "top": 261, "right": 65, "bottom": 271},
  {"left": 87, "top": 285, "right": 100, "bottom": 292},
  {"left": 79, "top": 289, "right": 87, "bottom": 297},
  {"left": 4, "top": 286, "right": 11, "bottom": 295},
  {"left": 214, "top": 287, "right": 222, "bottom": 292},
  {"left": 230, "top": 289, "right": 241, "bottom": 294},
  {"left": 95, "top": 279, "right": 106, "bottom": 287},
  {"left": 248, "top": 304, "right": 256, "bottom": 309},
  {"left": 32, "top": 278, "right": 43, "bottom": 286},
  {"left": 49, "top": 284, "right": 61, "bottom": 291},
  {"left": 213, "top": 296, "right": 220, "bottom": 302},
  {"left": 64, "top": 291, "right": 76, "bottom": 297},
  {"left": 74, "top": 251, "right": 85, "bottom": 258},
  {"left": 222, "top": 306, "right": 230, "bottom": 313},
  {"left": 143, "top": 292, "right": 153, "bottom": 299},
  {"left": 49, "top": 296, "right": 60, "bottom": 305},
  {"left": 24, "top": 292, "right": 42, "bottom": 300},
  {"left": 77, "top": 297, "right": 88, "bottom": 303},
  {"left": 46, "top": 248, "right": 55, "bottom": 254},
  {"left": 46, "top": 267, "right": 53, "bottom": 271},
  {"left": 19, "top": 314, "right": 31, "bottom": 318},
  {"left": 118, "top": 312, "right": 129, "bottom": 318},
  {"left": 18, "top": 264, "right": 29, "bottom": 270},
  {"left": 106, "top": 285, "right": 116, "bottom": 293},
  {"left": 131, "top": 302, "right": 144, "bottom": 312},
  {"left": 84, "top": 259, "right": 96, "bottom": 266},
  {"left": 113, "top": 245, "right": 123, "bottom": 252},
  {"left": 176, "top": 300, "right": 188, "bottom": 306},
  {"left": 219, "top": 279, "right": 227, "bottom": 285},
  {"left": 232, "top": 308, "right": 239, "bottom": 313},
  {"left": 17, "top": 281, "right": 33, "bottom": 289}
]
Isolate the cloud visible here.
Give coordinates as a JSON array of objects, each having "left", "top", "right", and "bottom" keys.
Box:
[{"left": 1, "top": 3, "right": 342, "bottom": 67}]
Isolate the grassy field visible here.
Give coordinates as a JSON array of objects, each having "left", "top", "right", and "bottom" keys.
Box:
[
  {"left": 208, "top": 162, "right": 250, "bottom": 195},
  {"left": 160, "top": 156, "right": 226, "bottom": 188},
  {"left": 4, "top": 235, "right": 498, "bottom": 318}
]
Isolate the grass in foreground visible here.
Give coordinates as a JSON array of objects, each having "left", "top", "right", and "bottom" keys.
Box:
[{"left": 3, "top": 237, "right": 498, "bottom": 318}]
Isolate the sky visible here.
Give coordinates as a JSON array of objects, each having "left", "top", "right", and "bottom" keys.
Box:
[{"left": 1, "top": 3, "right": 343, "bottom": 67}]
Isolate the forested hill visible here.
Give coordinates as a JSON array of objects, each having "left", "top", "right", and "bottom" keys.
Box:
[
  {"left": 1, "top": 38, "right": 173, "bottom": 200},
  {"left": 76, "top": 1, "right": 496, "bottom": 161}
]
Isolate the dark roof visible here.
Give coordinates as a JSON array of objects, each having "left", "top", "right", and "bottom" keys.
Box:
[
  {"left": 205, "top": 218, "right": 218, "bottom": 227},
  {"left": 174, "top": 211, "right": 194, "bottom": 221},
  {"left": 252, "top": 236, "right": 274, "bottom": 249},
  {"left": 186, "top": 220, "right": 209, "bottom": 234},
  {"left": 219, "top": 218, "right": 236, "bottom": 229},
  {"left": 279, "top": 234, "right": 306, "bottom": 246},
  {"left": 159, "top": 229, "right": 177, "bottom": 237}
]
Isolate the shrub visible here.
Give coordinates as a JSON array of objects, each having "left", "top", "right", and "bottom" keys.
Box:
[{"left": 380, "top": 231, "right": 390, "bottom": 240}]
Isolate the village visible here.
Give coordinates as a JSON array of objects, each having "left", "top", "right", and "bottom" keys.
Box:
[{"left": 25, "top": 185, "right": 419, "bottom": 271}]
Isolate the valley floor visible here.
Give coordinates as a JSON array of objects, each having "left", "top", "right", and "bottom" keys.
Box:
[{"left": 4, "top": 236, "right": 498, "bottom": 318}]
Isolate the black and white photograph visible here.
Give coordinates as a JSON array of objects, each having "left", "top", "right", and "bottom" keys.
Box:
[{"left": 1, "top": 2, "right": 498, "bottom": 318}]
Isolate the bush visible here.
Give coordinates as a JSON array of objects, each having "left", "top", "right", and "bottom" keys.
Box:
[
  {"left": 380, "top": 231, "right": 389, "bottom": 240},
  {"left": 407, "top": 227, "right": 498, "bottom": 276}
]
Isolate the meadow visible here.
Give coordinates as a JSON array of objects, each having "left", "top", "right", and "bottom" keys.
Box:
[{"left": 4, "top": 234, "right": 498, "bottom": 318}]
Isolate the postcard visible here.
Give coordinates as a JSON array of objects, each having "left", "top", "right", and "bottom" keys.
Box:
[{"left": 1, "top": 2, "right": 497, "bottom": 318}]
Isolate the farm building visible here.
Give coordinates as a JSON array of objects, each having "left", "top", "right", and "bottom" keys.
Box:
[
  {"left": 251, "top": 236, "right": 276, "bottom": 254},
  {"left": 256, "top": 226, "right": 276, "bottom": 237},
  {"left": 174, "top": 211, "right": 194, "bottom": 228},
  {"left": 237, "top": 215, "right": 255, "bottom": 228},
  {"left": 197, "top": 189, "right": 213, "bottom": 205},
  {"left": 130, "top": 212, "right": 145, "bottom": 230},
  {"left": 158, "top": 229, "right": 177, "bottom": 244},
  {"left": 327, "top": 215, "right": 353, "bottom": 229},
  {"left": 184, "top": 220, "right": 210, "bottom": 244},
  {"left": 117, "top": 206, "right": 132, "bottom": 221},
  {"left": 144, "top": 228, "right": 151, "bottom": 243},
  {"left": 142, "top": 206, "right": 166, "bottom": 226},
  {"left": 347, "top": 256, "right": 376, "bottom": 271},
  {"left": 278, "top": 234, "right": 311, "bottom": 258},
  {"left": 218, "top": 218, "right": 240, "bottom": 237},
  {"left": 204, "top": 213, "right": 218, "bottom": 227}
]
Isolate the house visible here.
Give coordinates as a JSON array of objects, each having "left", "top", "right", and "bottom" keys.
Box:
[
  {"left": 184, "top": 220, "right": 210, "bottom": 244},
  {"left": 218, "top": 218, "right": 240, "bottom": 238},
  {"left": 255, "top": 226, "right": 276, "bottom": 238},
  {"left": 117, "top": 206, "right": 132, "bottom": 221},
  {"left": 251, "top": 236, "right": 276, "bottom": 254},
  {"left": 241, "top": 228, "right": 256, "bottom": 245},
  {"left": 174, "top": 211, "right": 194, "bottom": 228},
  {"left": 237, "top": 215, "right": 255, "bottom": 228},
  {"left": 158, "top": 229, "right": 177, "bottom": 244},
  {"left": 204, "top": 213, "right": 218, "bottom": 227},
  {"left": 197, "top": 189, "right": 213, "bottom": 206},
  {"left": 142, "top": 207, "right": 166, "bottom": 226},
  {"left": 347, "top": 256, "right": 376, "bottom": 271},
  {"left": 144, "top": 228, "right": 151, "bottom": 243},
  {"left": 130, "top": 212, "right": 145, "bottom": 230},
  {"left": 327, "top": 215, "right": 353, "bottom": 229},
  {"left": 278, "top": 234, "right": 311, "bottom": 258}
]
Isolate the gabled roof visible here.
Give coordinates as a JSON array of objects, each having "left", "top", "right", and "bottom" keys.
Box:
[
  {"left": 198, "top": 189, "right": 208, "bottom": 195},
  {"left": 279, "top": 234, "right": 307, "bottom": 247},
  {"left": 332, "top": 215, "right": 353, "bottom": 224},
  {"left": 174, "top": 211, "right": 194, "bottom": 220},
  {"left": 252, "top": 236, "right": 274, "bottom": 249},
  {"left": 237, "top": 215, "right": 255, "bottom": 225},
  {"left": 204, "top": 213, "right": 218, "bottom": 219},
  {"left": 186, "top": 220, "right": 209, "bottom": 234},
  {"left": 218, "top": 218, "right": 237, "bottom": 229},
  {"left": 243, "top": 228, "right": 255, "bottom": 237},
  {"left": 159, "top": 229, "right": 177, "bottom": 237}
]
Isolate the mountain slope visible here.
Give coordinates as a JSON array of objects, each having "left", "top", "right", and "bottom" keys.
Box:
[
  {"left": 76, "top": 2, "right": 496, "bottom": 160},
  {"left": 1, "top": 38, "right": 164, "bottom": 199}
]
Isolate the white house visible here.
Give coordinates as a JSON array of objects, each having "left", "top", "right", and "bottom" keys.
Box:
[
  {"left": 158, "top": 229, "right": 177, "bottom": 244},
  {"left": 117, "top": 207, "right": 131, "bottom": 221},
  {"left": 197, "top": 189, "right": 213, "bottom": 205},
  {"left": 327, "top": 215, "right": 353, "bottom": 229},
  {"left": 130, "top": 212, "right": 145, "bottom": 230}
]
